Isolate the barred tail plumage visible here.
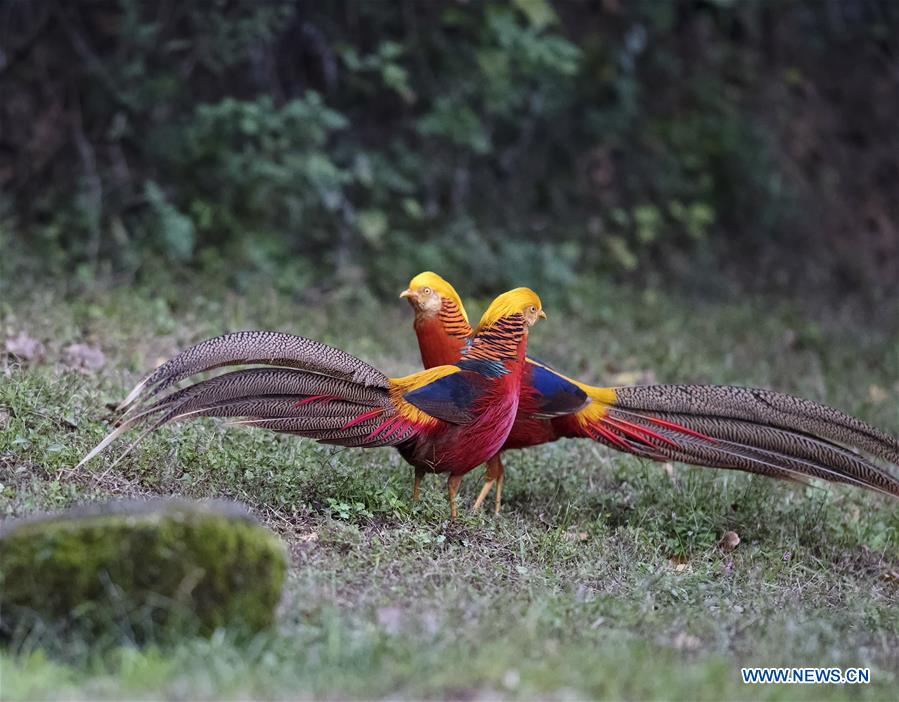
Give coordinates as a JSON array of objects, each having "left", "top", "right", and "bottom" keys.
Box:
[
  {"left": 586, "top": 384, "right": 899, "bottom": 497},
  {"left": 78, "top": 331, "right": 408, "bottom": 469},
  {"left": 117, "top": 330, "right": 389, "bottom": 415},
  {"left": 614, "top": 385, "right": 899, "bottom": 464}
]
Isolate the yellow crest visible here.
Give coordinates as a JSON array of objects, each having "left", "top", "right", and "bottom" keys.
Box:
[
  {"left": 475, "top": 287, "right": 542, "bottom": 332},
  {"left": 407, "top": 271, "right": 469, "bottom": 324}
]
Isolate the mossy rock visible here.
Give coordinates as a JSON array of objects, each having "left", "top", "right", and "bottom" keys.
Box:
[{"left": 0, "top": 499, "right": 287, "bottom": 642}]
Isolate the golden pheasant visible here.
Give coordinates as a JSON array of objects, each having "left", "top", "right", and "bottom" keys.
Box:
[
  {"left": 77, "top": 288, "right": 586, "bottom": 517},
  {"left": 401, "top": 272, "right": 899, "bottom": 512}
]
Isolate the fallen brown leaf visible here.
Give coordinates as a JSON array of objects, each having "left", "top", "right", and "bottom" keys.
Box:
[
  {"left": 719, "top": 531, "right": 740, "bottom": 551},
  {"left": 672, "top": 631, "right": 702, "bottom": 651},
  {"left": 668, "top": 555, "right": 692, "bottom": 572},
  {"left": 64, "top": 343, "right": 106, "bottom": 372},
  {"left": 5, "top": 331, "right": 44, "bottom": 361},
  {"left": 867, "top": 384, "right": 888, "bottom": 404}
]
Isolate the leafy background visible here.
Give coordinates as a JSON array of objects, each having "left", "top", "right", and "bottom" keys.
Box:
[{"left": 2, "top": 0, "right": 898, "bottom": 305}]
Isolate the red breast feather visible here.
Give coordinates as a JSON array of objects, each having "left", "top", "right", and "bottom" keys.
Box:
[{"left": 414, "top": 315, "right": 467, "bottom": 368}]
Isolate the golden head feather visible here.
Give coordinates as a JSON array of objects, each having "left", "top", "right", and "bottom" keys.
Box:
[
  {"left": 475, "top": 287, "right": 545, "bottom": 332},
  {"left": 401, "top": 271, "right": 469, "bottom": 324}
]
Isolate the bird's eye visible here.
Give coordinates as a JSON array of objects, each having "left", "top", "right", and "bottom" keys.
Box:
[
  {"left": 529, "top": 305, "right": 536, "bottom": 313},
  {"left": 423, "top": 287, "right": 432, "bottom": 295}
]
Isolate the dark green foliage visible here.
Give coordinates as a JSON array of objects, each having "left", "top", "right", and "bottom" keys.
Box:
[
  {"left": 3, "top": 0, "right": 897, "bottom": 297},
  {"left": 0, "top": 499, "right": 287, "bottom": 643}
]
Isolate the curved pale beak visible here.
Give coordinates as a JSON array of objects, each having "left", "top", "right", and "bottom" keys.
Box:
[
  {"left": 399, "top": 288, "right": 415, "bottom": 300},
  {"left": 538, "top": 309, "right": 547, "bottom": 319}
]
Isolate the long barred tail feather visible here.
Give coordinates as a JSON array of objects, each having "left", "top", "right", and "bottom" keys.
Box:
[
  {"left": 613, "top": 385, "right": 899, "bottom": 465},
  {"left": 641, "top": 411, "right": 896, "bottom": 486},
  {"left": 117, "top": 331, "right": 390, "bottom": 415},
  {"left": 587, "top": 415, "right": 822, "bottom": 485},
  {"left": 590, "top": 412, "right": 894, "bottom": 494},
  {"left": 585, "top": 385, "right": 899, "bottom": 497},
  {"left": 654, "top": 445, "right": 811, "bottom": 486},
  {"left": 79, "top": 332, "right": 405, "bottom": 470},
  {"left": 129, "top": 368, "right": 388, "bottom": 425},
  {"left": 646, "top": 424, "right": 893, "bottom": 495}
]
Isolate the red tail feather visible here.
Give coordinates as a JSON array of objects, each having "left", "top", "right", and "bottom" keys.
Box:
[
  {"left": 634, "top": 414, "right": 718, "bottom": 443},
  {"left": 341, "top": 407, "right": 384, "bottom": 430},
  {"left": 368, "top": 416, "right": 405, "bottom": 441},
  {"left": 585, "top": 423, "right": 632, "bottom": 451},
  {"left": 293, "top": 394, "right": 339, "bottom": 407},
  {"left": 603, "top": 416, "right": 679, "bottom": 448}
]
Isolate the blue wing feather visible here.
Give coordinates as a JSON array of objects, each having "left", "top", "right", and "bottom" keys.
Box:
[
  {"left": 528, "top": 364, "right": 589, "bottom": 418},
  {"left": 403, "top": 371, "right": 489, "bottom": 424}
]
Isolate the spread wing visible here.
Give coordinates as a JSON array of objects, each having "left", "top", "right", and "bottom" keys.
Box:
[
  {"left": 527, "top": 362, "right": 590, "bottom": 419},
  {"left": 401, "top": 370, "right": 491, "bottom": 424}
]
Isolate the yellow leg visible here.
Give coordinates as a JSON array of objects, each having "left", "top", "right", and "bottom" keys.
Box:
[
  {"left": 447, "top": 474, "right": 462, "bottom": 519},
  {"left": 472, "top": 455, "right": 504, "bottom": 513},
  {"left": 472, "top": 478, "right": 495, "bottom": 512},
  {"left": 494, "top": 472, "right": 504, "bottom": 515},
  {"left": 412, "top": 468, "right": 425, "bottom": 502}
]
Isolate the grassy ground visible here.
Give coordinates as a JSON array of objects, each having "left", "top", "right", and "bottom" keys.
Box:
[{"left": 1, "top": 278, "right": 898, "bottom": 700}]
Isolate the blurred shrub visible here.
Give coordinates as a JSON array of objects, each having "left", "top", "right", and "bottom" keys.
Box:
[{"left": 1, "top": 0, "right": 896, "bottom": 298}]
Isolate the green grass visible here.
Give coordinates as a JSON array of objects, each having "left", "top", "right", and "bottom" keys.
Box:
[{"left": 1, "top": 280, "right": 898, "bottom": 700}]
